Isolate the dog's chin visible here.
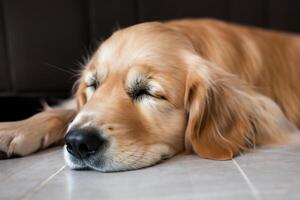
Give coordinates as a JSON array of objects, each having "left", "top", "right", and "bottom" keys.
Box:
[
  {"left": 63, "top": 146, "right": 149, "bottom": 172},
  {"left": 63, "top": 145, "right": 174, "bottom": 172},
  {"left": 63, "top": 147, "right": 88, "bottom": 170}
]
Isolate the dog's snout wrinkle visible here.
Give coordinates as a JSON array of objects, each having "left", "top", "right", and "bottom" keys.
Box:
[{"left": 64, "top": 128, "right": 107, "bottom": 159}]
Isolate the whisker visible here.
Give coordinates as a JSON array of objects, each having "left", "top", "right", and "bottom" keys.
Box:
[{"left": 43, "top": 63, "right": 76, "bottom": 76}]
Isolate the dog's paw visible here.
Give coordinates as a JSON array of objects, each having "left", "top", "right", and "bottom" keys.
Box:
[
  {"left": 0, "top": 121, "right": 46, "bottom": 159},
  {"left": 0, "top": 109, "right": 76, "bottom": 159}
]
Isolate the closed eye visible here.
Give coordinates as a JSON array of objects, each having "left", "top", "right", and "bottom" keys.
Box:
[
  {"left": 126, "top": 74, "right": 167, "bottom": 102},
  {"left": 87, "top": 82, "right": 98, "bottom": 89},
  {"left": 127, "top": 85, "right": 167, "bottom": 101},
  {"left": 85, "top": 73, "right": 99, "bottom": 100},
  {"left": 86, "top": 78, "right": 99, "bottom": 89},
  {"left": 127, "top": 85, "right": 150, "bottom": 101},
  {"left": 85, "top": 71, "right": 99, "bottom": 89}
]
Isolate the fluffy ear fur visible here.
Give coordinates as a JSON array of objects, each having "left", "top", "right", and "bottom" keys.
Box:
[{"left": 184, "top": 54, "right": 296, "bottom": 160}]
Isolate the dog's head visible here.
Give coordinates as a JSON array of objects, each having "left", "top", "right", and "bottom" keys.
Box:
[{"left": 64, "top": 22, "right": 293, "bottom": 172}]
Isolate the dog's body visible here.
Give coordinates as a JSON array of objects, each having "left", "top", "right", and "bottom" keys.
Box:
[
  {"left": 0, "top": 19, "right": 299, "bottom": 172},
  {"left": 169, "top": 19, "right": 300, "bottom": 126}
]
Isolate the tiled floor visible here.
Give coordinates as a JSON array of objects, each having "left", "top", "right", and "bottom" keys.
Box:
[{"left": 0, "top": 135, "right": 300, "bottom": 200}]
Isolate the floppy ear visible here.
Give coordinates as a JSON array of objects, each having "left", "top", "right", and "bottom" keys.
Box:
[{"left": 184, "top": 55, "right": 295, "bottom": 160}]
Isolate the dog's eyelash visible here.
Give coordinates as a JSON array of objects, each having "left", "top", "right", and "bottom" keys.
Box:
[
  {"left": 127, "top": 86, "right": 168, "bottom": 102},
  {"left": 127, "top": 77, "right": 167, "bottom": 101},
  {"left": 126, "top": 77, "right": 149, "bottom": 101},
  {"left": 127, "top": 86, "right": 151, "bottom": 101},
  {"left": 86, "top": 79, "right": 99, "bottom": 89}
]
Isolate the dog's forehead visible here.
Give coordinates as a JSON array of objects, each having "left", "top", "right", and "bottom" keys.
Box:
[
  {"left": 98, "top": 37, "right": 161, "bottom": 71},
  {"left": 83, "top": 22, "right": 191, "bottom": 84},
  {"left": 97, "top": 23, "right": 188, "bottom": 69}
]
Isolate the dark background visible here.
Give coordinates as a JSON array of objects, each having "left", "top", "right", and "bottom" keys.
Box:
[{"left": 0, "top": 0, "right": 299, "bottom": 121}]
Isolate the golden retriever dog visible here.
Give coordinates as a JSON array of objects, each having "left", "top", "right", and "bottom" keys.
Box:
[{"left": 0, "top": 19, "right": 299, "bottom": 172}]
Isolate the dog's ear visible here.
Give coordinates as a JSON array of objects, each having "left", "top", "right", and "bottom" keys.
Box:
[{"left": 184, "top": 55, "right": 295, "bottom": 160}]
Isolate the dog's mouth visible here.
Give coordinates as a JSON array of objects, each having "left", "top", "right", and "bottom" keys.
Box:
[
  {"left": 63, "top": 145, "right": 119, "bottom": 172},
  {"left": 63, "top": 145, "right": 146, "bottom": 172},
  {"left": 63, "top": 143, "right": 175, "bottom": 172}
]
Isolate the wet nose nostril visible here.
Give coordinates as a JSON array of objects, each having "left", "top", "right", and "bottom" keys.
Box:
[
  {"left": 66, "top": 143, "right": 72, "bottom": 150},
  {"left": 79, "top": 144, "right": 89, "bottom": 156},
  {"left": 79, "top": 144, "right": 88, "bottom": 152},
  {"left": 78, "top": 143, "right": 98, "bottom": 157},
  {"left": 66, "top": 143, "right": 74, "bottom": 155},
  {"left": 64, "top": 128, "right": 107, "bottom": 159}
]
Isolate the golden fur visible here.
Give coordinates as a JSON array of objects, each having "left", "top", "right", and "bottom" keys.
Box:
[{"left": 0, "top": 19, "right": 299, "bottom": 171}]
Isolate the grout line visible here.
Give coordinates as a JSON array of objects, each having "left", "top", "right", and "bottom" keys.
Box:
[
  {"left": 232, "top": 159, "right": 262, "bottom": 200},
  {"left": 21, "top": 165, "right": 66, "bottom": 200}
]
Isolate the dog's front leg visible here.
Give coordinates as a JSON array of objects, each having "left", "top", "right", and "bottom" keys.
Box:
[{"left": 0, "top": 109, "right": 76, "bottom": 159}]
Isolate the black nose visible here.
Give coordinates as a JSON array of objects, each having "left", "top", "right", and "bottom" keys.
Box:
[{"left": 64, "top": 128, "right": 106, "bottom": 159}]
